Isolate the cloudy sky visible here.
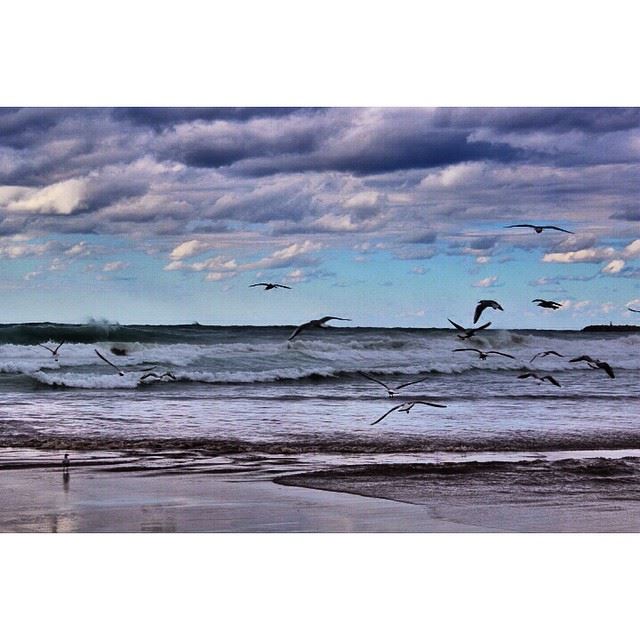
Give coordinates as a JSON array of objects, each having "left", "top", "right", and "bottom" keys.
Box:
[{"left": 1, "top": 107, "right": 639, "bottom": 327}]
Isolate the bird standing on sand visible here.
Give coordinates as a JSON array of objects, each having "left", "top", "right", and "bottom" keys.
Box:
[
  {"left": 453, "top": 348, "right": 515, "bottom": 361},
  {"left": 473, "top": 300, "right": 504, "bottom": 323},
  {"left": 532, "top": 299, "right": 562, "bottom": 310},
  {"left": 569, "top": 355, "right": 615, "bottom": 379},
  {"left": 529, "top": 350, "right": 564, "bottom": 363},
  {"left": 39, "top": 340, "right": 65, "bottom": 361},
  {"left": 504, "top": 224, "right": 574, "bottom": 234},
  {"left": 359, "top": 372, "right": 431, "bottom": 397},
  {"left": 371, "top": 400, "right": 447, "bottom": 425},
  {"left": 250, "top": 282, "right": 291, "bottom": 290},
  {"left": 288, "top": 316, "right": 351, "bottom": 341},
  {"left": 518, "top": 372, "right": 562, "bottom": 387},
  {"left": 62, "top": 454, "right": 70, "bottom": 472},
  {"left": 448, "top": 319, "right": 492, "bottom": 340}
]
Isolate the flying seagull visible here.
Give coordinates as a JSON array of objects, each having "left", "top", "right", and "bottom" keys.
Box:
[
  {"left": 250, "top": 282, "right": 291, "bottom": 290},
  {"left": 140, "top": 371, "right": 177, "bottom": 382},
  {"left": 505, "top": 224, "right": 574, "bottom": 234},
  {"left": 529, "top": 350, "right": 564, "bottom": 364},
  {"left": 628, "top": 307, "right": 640, "bottom": 313},
  {"left": 370, "top": 400, "right": 447, "bottom": 426},
  {"left": 288, "top": 316, "right": 351, "bottom": 341},
  {"left": 39, "top": 340, "right": 65, "bottom": 361},
  {"left": 453, "top": 348, "right": 515, "bottom": 361},
  {"left": 518, "top": 372, "right": 562, "bottom": 387},
  {"left": 569, "top": 355, "right": 615, "bottom": 379},
  {"left": 532, "top": 299, "right": 562, "bottom": 310},
  {"left": 95, "top": 349, "right": 126, "bottom": 376},
  {"left": 448, "top": 319, "right": 492, "bottom": 340},
  {"left": 474, "top": 300, "right": 504, "bottom": 324},
  {"left": 359, "top": 372, "right": 430, "bottom": 397}
]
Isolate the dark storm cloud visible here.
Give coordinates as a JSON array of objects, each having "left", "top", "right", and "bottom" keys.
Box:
[
  {"left": 432, "top": 107, "right": 640, "bottom": 134},
  {"left": 610, "top": 209, "right": 640, "bottom": 221},
  {"left": 221, "top": 129, "right": 520, "bottom": 177},
  {"left": 0, "top": 107, "right": 638, "bottom": 252}
]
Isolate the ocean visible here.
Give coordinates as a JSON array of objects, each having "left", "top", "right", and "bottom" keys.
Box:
[{"left": 1, "top": 321, "right": 639, "bottom": 530}]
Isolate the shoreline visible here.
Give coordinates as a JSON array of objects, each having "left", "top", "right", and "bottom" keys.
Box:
[{"left": 0, "top": 465, "right": 486, "bottom": 533}]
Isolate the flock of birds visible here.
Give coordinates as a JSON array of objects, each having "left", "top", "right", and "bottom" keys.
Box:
[
  {"left": 37, "top": 340, "right": 177, "bottom": 383},
  {"left": 249, "top": 223, "right": 626, "bottom": 426},
  {"left": 35, "top": 222, "right": 634, "bottom": 428}
]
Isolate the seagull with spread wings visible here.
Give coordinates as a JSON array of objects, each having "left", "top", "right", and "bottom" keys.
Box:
[
  {"left": 94, "top": 350, "right": 157, "bottom": 377},
  {"left": 453, "top": 348, "right": 515, "bottom": 361},
  {"left": 250, "top": 282, "right": 291, "bottom": 290},
  {"left": 532, "top": 299, "right": 562, "bottom": 310},
  {"left": 370, "top": 400, "right": 447, "bottom": 425},
  {"left": 288, "top": 316, "right": 351, "bottom": 341},
  {"left": 504, "top": 224, "right": 574, "bottom": 234},
  {"left": 569, "top": 355, "right": 615, "bottom": 379},
  {"left": 448, "top": 319, "right": 492, "bottom": 340},
  {"left": 359, "top": 372, "right": 430, "bottom": 397},
  {"left": 39, "top": 340, "right": 65, "bottom": 361},
  {"left": 474, "top": 300, "right": 504, "bottom": 323},
  {"left": 518, "top": 373, "right": 562, "bottom": 387},
  {"left": 529, "top": 350, "right": 564, "bottom": 363},
  {"left": 140, "top": 371, "right": 177, "bottom": 382}
]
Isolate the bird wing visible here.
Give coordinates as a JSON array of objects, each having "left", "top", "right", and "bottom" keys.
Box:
[
  {"left": 598, "top": 362, "right": 615, "bottom": 379},
  {"left": 547, "top": 351, "right": 564, "bottom": 358},
  {"left": 396, "top": 375, "right": 431, "bottom": 390},
  {"left": 448, "top": 318, "right": 466, "bottom": 331},
  {"left": 453, "top": 348, "right": 481, "bottom": 353},
  {"left": 487, "top": 351, "right": 515, "bottom": 359},
  {"left": 569, "top": 355, "right": 593, "bottom": 363},
  {"left": 627, "top": 307, "right": 640, "bottom": 313},
  {"left": 250, "top": 283, "right": 270, "bottom": 287},
  {"left": 359, "top": 371, "right": 391, "bottom": 391},
  {"left": 140, "top": 372, "right": 160, "bottom": 380},
  {"left": 475, "top": 321, "right": 492, "bottom": 331},
  {"left": 39, "top": 344, "right": 55, "bottom": 354},
  {"left": 370, "top": 405, "right": 402, "bottom": 425},
  {"left": 53, "top": 340, "right": 65, "bottom": 354},
  {"left": 319, "top": 316, "right": 351, "bottom": 323},
  {"left": 94, "top": 349, "right": 120, "bottom": 371},
  {"left": 505, "top": 224, "right": 534, "bottom": 229},
  {"left": 275, "top": 284, "right": 292, "bottom": 289},
  {"left": 544, "top": 226, "right": 574, "bottom": 234},
  {"left": 529, "top": 352, "right": 542, "bottom": 363},
  {"left": 414, "top": 401, "right": 447, "bottom": 408},
  {"left": 543, "top": 375, "right": 562, "bottom": 387},
  {"left": 518, "top": 373, "right": 535, "bottom": 379},
  {"left": 288, "top": 323, "right": 310, "bottom": 341},
  {"left": 473, "top": 301, "right": 488, "bottom": 324},
  {"left": 532, "top": 299, "right": 545, "bottom": 303}
]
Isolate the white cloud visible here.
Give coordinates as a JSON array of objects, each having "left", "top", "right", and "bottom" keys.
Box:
[
  {"left": 601, "top": 259, "right": 625, "bottom": 274},
  {"left": 103, "top": 261, "right": 128, "bottom": 272},
  {"left": 64, "top": 241, "right": 93, "bottom": 257},
  {"left": 473, "top": 275, "right": 498, "bottom": 288},
  {"left": 623, "top": 239, "right": 640, "bottom": 258},
  {"left": 476, "top": 256, "right": 490, "bottom": 264},
  {"left": 170, "top": 239, "right": 214, "bottom": 260},
  {"left": 3, "top": 178, "right": 87, "bottom": 215},
  {"left": 0, "top": 241, "right": 56, "bottom": 259},
  {"left": 542, "top": 247, "right": 616, "bottom": 264}
]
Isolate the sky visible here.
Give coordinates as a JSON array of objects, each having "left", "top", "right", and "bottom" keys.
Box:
[{"left": 0, "top": 106, "right": 639, "bottom": 328}]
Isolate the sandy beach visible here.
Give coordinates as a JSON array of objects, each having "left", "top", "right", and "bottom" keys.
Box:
[{"left": 0, "top": 463, "right": 487, "bottom": 533}]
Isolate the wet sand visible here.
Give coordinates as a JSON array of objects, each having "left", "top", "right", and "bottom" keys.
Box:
[{"left": 0, "top": 466, "right": 485, "bottom": 533}]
